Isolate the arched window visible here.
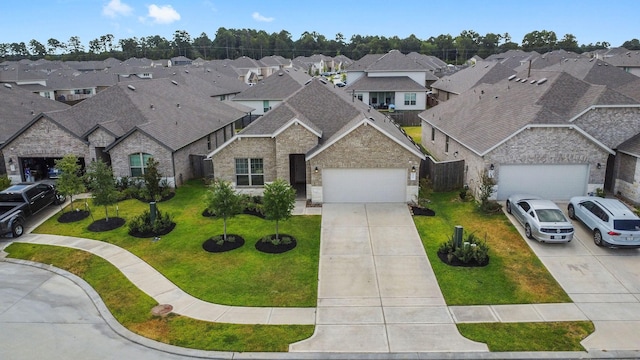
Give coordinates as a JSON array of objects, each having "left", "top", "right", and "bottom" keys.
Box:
[{"left": 129, "top": 153, "right": 152, "bottom": 177}]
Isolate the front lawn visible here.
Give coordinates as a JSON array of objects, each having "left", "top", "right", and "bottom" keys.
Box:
[
  {"left": 413, "top": 191, "right": 570, "bottom": 305},
  {"left": 32, "top": 180, "right": 321, "bottom": 307},
  {"left": 6, "top": 243, "right": 313, "bottom": 352}
]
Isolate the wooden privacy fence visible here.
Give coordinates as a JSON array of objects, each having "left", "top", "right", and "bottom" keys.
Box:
[{"left": 421, "top": 156, "right": 465, "bottom": 192}]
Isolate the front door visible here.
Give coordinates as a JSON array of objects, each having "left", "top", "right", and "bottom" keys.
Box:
[{"left": 289, "top": 154, "right": 306, "bottom": 198}]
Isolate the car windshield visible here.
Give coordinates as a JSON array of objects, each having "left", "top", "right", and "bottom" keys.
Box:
[
  {"left": 613, "top": 219, "right": 640, "bottom": 231},
  {"left": 535, "top": 209, "right": 567, "bottom": 223}
]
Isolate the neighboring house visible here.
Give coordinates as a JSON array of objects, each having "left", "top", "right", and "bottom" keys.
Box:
[
  {"left": 171, "top": 56, "right": 193, "bottom": 66},
  {"left": 208, "top": 79, "right": 425, "bottom": 204},
  {"left": 259, "top": 55, "right": 292, "bottom": 78},
  {"left": 231, "top": 69, "right": 311, "bottom": 116},
  {"left": 420, "top": 66, "right": 640, "bottom": 203},
  {"left": 1, "top": 79, "right": 246, "bottom": 186},
  {"left": 229, "top": 56, "right": 264, "bottom": 84},
  {"left": 0, "top": 83, "right": 69, "bottom": 175},
  {"left": 431, "top": 61, "right": 516, "bottom": 102},
  {"left": 603, "top": 50, "right": 640, "bottom": 77},
  {"left": 345, "top": 50, "right": 440, "bottom": 124}
]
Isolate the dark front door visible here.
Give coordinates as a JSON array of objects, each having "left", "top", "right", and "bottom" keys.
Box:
[
  {"left": 604, "top": 153, "right": 615, "bottom": 192},
  {"left": 289, "top": 154, "right": 306, "bottom": 198}
]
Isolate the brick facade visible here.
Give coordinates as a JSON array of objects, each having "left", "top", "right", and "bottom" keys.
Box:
[
  {"left": 615, "top": 153, "right": 640, "bottom": 203},
  {"left": 211, "top": 137, "right": 276, "bottom": 195},
  {"left": 573, "top": 107, "right": 640, "bottom": 149},
  {"left": 109, "top": 131, "right": 174, "bottom": 184},
  {"left": 274, "top": 124, "right": 318, "bottom": 185}
]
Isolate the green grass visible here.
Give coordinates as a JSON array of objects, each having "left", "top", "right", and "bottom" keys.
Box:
[
  {"left": 6, "top": 243, "right": 313, "bottom": 352},
  {"left": 457, "top": 322, "right": 594, "bottom": 351},
  {"left": 414, "top": 191, "right": 570, "bottom": 305},
  {"left": 32, "top": 180, "right": 321, "bottom": 307},
  {"left": 402, "top": 126, "right": 422, "bottom": 145}
]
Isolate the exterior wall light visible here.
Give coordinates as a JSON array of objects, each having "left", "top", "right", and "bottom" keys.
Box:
[
  {"left": 489, "top": 164, "right": 495, "bottom": 170},
  {"left": 411, "top": 166, "right": 416, "bottom": 173},
  {"left": 314, "top": 166, "right": 319, "bottom": 173},
  {"left": 597, "top": 163, "right": 602, "bottom": 169}
]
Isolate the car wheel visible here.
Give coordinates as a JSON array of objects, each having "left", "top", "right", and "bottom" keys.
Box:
[
  {"left": 567, "top": 204, "right": 576, "bottom": 220},
  {"left": 11, "top": 220, "right": 24, "bottom": 238},
  {"left": 506, "top": 200, "right": 512, "bottom": 214},
  {"left": 54, "top": 193, "right": 65, "bottom": 205},
  {"left": 525, "top": 224, "right": 533, "bottom": 239},
  {"left": 594, "top": 229, "right": 603, "bottom": 246}
]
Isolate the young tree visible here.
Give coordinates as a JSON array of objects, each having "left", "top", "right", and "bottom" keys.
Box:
[
  {"left": 142, "top": 157, "right": 162, "bottom": 201},
  {"left": 262, "top": 179, "right": 296, "bottom": 241},
  {"left": 86, "top": 160, "right": 118, "bottom": 221},
  {"left": 204, "top": 180, "right": 243, "bottom": 241},
  {"left": 54, "top": 154, "right": 85, "bottom": 211}
]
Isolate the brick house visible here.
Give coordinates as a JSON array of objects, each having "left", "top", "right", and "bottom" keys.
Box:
[
  {"left": 420, "top": 63, "right": 640, "bottom": 202},
  {"left": 1, "top": 78, "right": 245, "bottom": 186},
  {"left": 208, "top": 79, "right": 425, "bottom": 203}
]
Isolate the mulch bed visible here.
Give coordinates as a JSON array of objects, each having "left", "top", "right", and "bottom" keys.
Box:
[
  {"left": 202, "top": 234, "right": 245, "bottom": 253},
  {"left": 255, "top": 234, "right": 297, "bottom": 254},
  {"left": 88, "top": 217, "right": 126, "bottom": 232},
  {"left": 410, "top": 205, "right": 435, "bottom": 216},
  {"left": 437, "top": 251, "right": 489, "bottom": 267},
  {"left": 129, "top": 222, "right": 176, "bottom": 238},
  {"left": 58, "top": 210, "right": 91, "bottom": 223}
]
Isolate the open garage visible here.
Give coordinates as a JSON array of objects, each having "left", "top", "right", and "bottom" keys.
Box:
[
  {"left": 497, "top": 164, "right": 589, "bottom": 201},
  {"left": 322, "top": 168, "right": 407, "bottom": 203}
]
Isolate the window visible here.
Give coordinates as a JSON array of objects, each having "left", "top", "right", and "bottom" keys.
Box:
[
  {"left": 263, "top": 100, "right": 270, "bottom": 113},
  {"left": 445, "top": 136, "right": 450, "bottom": 153},
  {"left": 207, "top": 135, "right": 211, "bottom": 151},
  {"left": 220, "top": 95, "right": 226, "bottom": 101},
  {"left": 431, "top": 126, "right": 435, "bottom": 141},
  {"left": 356, "top": 93, "right": 363, "bottom": 101},
  {"left": 129, "top": 153, "right": 153, "bottom": 177},
  {"left": 404, "top": 93, "right": 417, "bottom": 105},
  {"left": 235, "top": 158, "right": 264, "bottom": 186}
]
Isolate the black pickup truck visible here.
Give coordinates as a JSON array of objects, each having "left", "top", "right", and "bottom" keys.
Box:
[{"left": 0, "top": 182, "right": 64, "bottom": 238}]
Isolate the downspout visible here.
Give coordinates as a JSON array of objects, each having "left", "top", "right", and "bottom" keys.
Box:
[{"left": 171, "top": 151, "right": 178, "bottom": 189}]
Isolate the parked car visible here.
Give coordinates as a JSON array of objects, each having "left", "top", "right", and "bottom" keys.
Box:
[
  {"left": 0, "top": 182, "right": 64, "bottom": 237},
  {"left": 506, "top": 194, "right": 574, "bottom": 243},
  {"left": 568, "top": 196, "right": 640, "bottom": 248}
]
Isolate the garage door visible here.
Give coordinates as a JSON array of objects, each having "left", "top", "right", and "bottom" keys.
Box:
[
  {"left": 322, "top": 168, "right": 406, "bottom": 203},
  {"left": 497, "top": 164, "right": 588, "bottom": 201}
]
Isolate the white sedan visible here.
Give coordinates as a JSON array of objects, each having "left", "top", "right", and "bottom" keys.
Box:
[{"left": 506, "top": 194, "right": 574, "bottom": 243}]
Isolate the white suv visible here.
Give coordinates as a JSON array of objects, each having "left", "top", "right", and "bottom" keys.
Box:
[{"left": 568, "top": 197, "right": 640, "bottom": 248}]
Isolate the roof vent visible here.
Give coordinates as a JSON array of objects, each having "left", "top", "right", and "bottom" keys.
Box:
[
  {"left": 508, "top": 74, "right": 516, "bottom": 81},
  {"left": 176, "top": 103, "right": 180, "bottom": 108},
  {"left": 3, "top": 83, "right": 12, "bottom": 89},
  {"left": 278, "top": 72, "right": 283, "bottom": 76},
  {"left": 150, "top": 104, "right": 154, "bottom": 109},
  {"left": 304, "top": 79, "right": 312, "bottom": 85},
  {"left": 537, "top": 78, "right": 547, "bottom": 85},
  {"left": 127, "top": 85, "right": 136, "bottom": 91},
  {"left": 530, "top": 79, "right": 537, "bottom": 84},
  {"left": 171, "top": 80, "right": 178, "bottom": 85},
  {"left": 184, "top": 70, "right": 189, "bottom": 73}
]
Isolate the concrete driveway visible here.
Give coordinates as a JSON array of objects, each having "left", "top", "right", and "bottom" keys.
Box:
[
  {"left": 290, "top": 203, "right": 487, "bottom": 353},
  {"left": 506, "top": 203, "right": 640, "bottom": 351}
]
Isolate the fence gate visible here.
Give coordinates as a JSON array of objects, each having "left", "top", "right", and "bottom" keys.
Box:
[{"left": 421, "top": 156, "right": 465, "bottom": 192}]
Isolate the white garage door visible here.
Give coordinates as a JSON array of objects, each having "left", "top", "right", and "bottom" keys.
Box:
[
  {"left": 323, "top": 168, "right": 406, "bottom": 203},
  {"left": 497, "top": 164, "right": 588, "bottom": 201}
]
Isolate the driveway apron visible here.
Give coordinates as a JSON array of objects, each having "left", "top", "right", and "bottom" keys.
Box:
[{"left": 290, "top": 203, "right": 488, "bottom": 352}]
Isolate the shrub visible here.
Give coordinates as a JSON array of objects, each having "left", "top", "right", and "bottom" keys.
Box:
[
  {"left": 595, "top": 188, "right": 606, "bottom": 198},
  {"left": 0, "top": 175, "right": 11, "bottom": 191},
  {"left": 128, "top": 208, "right": 174, "bottom": 236},
  {"left": 438, "top": 232, "right": 490, "bottom": 266}
]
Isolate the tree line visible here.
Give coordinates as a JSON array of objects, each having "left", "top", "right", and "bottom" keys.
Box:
[{"left": 1, "top": 27, "right": 637, "bottom": 63}]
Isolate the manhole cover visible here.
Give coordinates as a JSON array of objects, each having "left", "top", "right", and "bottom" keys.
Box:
[{"left": 151, "top": 304, "right": 173, "bottom": 317}]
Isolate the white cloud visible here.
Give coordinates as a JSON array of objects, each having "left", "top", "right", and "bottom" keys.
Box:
[
  {"left": 252, "top": 12, "right": 274, "bottom": 22},
  {"left": 147, "top": 4, "right": 181, "bottom": 24},
  {"left": 102, "top": 0, "right": 133, "bottom": 18}
]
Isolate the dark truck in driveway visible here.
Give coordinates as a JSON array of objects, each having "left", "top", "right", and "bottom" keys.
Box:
[{"left": 0, "top": 182, "right": 64, "bottom": 237}]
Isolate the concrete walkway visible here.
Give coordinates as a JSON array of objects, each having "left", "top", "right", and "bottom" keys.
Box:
[{"left": 290, "top": 203, "right": 488, "bottom": 352}]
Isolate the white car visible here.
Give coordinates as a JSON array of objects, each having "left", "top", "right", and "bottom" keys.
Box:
[
  {"left": 568, "top": 196, "right": 640, "bottom": 248},
  {"left": 506, "top": 194, "right": 574, "bottom": 243}
]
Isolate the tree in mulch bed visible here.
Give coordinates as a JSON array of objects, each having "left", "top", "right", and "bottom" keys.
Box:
[
  {"left": 202, "top": 234, "right": 245, "bottom": 253},
  {"left": 255, "top": 179, "right": 297, "bottom": 254},
  {"left": 437, "top": 232, "right": 490, "bottom": 267},
  {"left": 478, "top": 169, "right": 502, "bottom": 214},
  {"left": 85, "top": 159, "right": 123, "bottom": 231},
  {"left": 138, "top": 157, "right": 175, "bottom": 202},
  {"left": 202, "top": 179, "right": 243, "bottom": 249},
  {"left": 128, "top": 208, "right": 176, "bottom": 238},
  {"left": 411, "top": 177, "right": 436, "bottom": 216},
  {"left": 55, "top": 155, "right": 90, "bottom": 223}
]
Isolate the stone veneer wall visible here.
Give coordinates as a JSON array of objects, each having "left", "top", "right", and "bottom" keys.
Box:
[
  {"left": 87, "top": 128, "right": 116, "bottom": 161},
  {"left": 615, "top": 153, "right": 640, "bottom": 204},
  {"left": 573, "top": 107, "right": 640, "bottom": 149},
  {"left": 2, "top": 117, "right": 91, "bottom": 183},
  {"left": 309, "top": 123, "right": 422, "bottom": 203}
]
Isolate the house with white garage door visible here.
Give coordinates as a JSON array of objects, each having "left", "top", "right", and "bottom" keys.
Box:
[
  {"left": 419, "top": 67, "right": 640, "bottom": 202},
  {"left": 208, "top": 78, "right": 425, "bottom": 203}
]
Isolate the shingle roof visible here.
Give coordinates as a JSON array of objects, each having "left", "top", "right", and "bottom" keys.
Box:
[
  {"left": 43, "top": 78, "right": 245, "bottom": 151},
  {"left": 618, "top": 132, "right": 640, "bottom": 157},
  {"left": 431, "top": 61, "right": 516, "bottom": 94},
  {"left": 420, "top": 69, "right": 639, "bottom": 155},
  {"left": 366, "top": 50, "right": 429, "bottom": 72},
  {"left": 346, "top": 76, "right": 425, "bottom": 91},
  {"left": 237, "top": 79, "right": 423, "bottom": 158},
  {"left": 0, "top": 84, "right": 69, "bottom": 143},
  {"left": 232, "top": 69, "right": 310, "bottom": 100}
]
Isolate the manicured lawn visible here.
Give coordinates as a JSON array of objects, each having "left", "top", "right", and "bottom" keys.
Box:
[
  {"left": 414, "top": 191, "right": 591, "bottom": 351},
  {"left": 32, "top": 180, "right": 321, "bottom": 307},
  {"left": 6, "top": 243, "right": 313, "bottom": 352},
  {"left": 402, "top": 126, "right": 422, "bottom": 145},
  {"left": 413, "top": 191, "right": 570, "bottom": 305}
]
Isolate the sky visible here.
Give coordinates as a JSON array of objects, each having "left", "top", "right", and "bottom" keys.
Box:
[{"left": 1, "top": 0, "right": 638, "bottom": 51}]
